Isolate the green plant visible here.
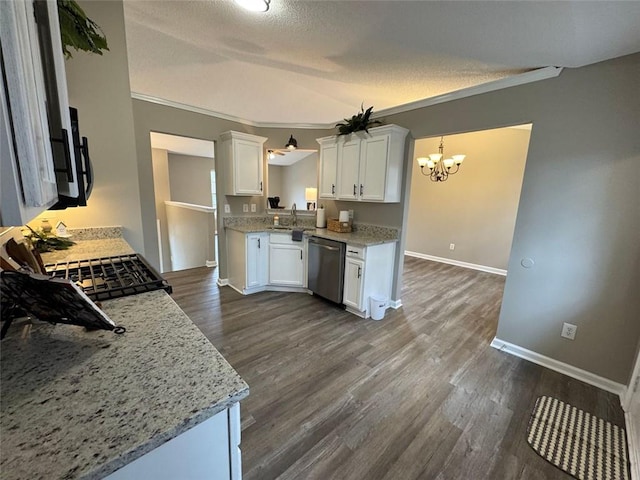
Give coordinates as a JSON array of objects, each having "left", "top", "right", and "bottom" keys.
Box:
[
  {"left": 24, "top": 226, "right": 75, "bottom": 253},
  {"left": 57, "top": 0, "right": 109, "bottom": 59},
  {"left": 335, "top": 104, "right": 383, "bottom": 136}
]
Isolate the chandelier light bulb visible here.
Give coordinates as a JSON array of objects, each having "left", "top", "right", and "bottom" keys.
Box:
[
  {"left": 452, "top": 154, "right": 466, "bottom": 165},
  {"left": 429, "top": 153, "right": 443, "bottom": 163},
  {"left": 443, "top": 158, "right": 454, "bottom": 169},
  {"left": 417, "top": 157, "right": 428, "bottom": 167}
]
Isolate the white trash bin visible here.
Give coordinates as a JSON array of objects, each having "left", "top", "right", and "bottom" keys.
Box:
[{"left": 369, "top": 295, "right": 387, "bottom": 321}]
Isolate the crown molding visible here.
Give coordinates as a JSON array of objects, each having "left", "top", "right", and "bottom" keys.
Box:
[
  {"left": 371, "top": 67, "right": 563, "bottom": 119},
  {"left": 131, "top": 67, "right": 563, "bottom": 129}
]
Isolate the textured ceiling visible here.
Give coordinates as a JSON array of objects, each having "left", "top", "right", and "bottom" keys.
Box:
[{"left": 123, "top": 1, "right": 640, "bottom": 126}]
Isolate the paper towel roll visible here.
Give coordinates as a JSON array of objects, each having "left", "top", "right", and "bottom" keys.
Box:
[
  {"left": 316, "top": 208, "right": 326, "bottom": 228},
  {"left": 339, "top": 210, "right": 349, "bottom": 223}
]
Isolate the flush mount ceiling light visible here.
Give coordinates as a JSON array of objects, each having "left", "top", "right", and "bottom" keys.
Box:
[
  {"left": 285, "top": 135, "right": 298, "bottom": 150},
  {"left": 234, "top": 0, "right": 270, "bottom": 12},
  {"left": 416, "top": 136, "right": 466, "bottom": 182}
]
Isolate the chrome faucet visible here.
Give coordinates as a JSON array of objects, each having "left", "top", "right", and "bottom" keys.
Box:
[{"left": 291, "top": 203, "right": 297, "bottom": 226}]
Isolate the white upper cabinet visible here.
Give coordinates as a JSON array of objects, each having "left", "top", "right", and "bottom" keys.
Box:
[
  {"left": 220, "top": 131, "right": 267, "bottom": 196},
  {"left": 316, "top": 124, "right": 409, "bottom": 203},
  {"left": 337, "top": 139, "right": 361, "bottom": 200}
]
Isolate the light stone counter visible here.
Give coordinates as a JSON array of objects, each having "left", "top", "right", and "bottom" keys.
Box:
[
  {"left": 223, "top": 216, "right": 399, "bottom": 247},
  {"left": 0, "top": 231, "right": 249, "bottom": 480}
]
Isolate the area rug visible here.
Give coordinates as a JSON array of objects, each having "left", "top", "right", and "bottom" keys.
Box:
[{"left": 527, "top": 395, "right": 630, "bottom": 480}]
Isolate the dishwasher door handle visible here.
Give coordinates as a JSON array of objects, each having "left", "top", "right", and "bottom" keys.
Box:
[{"left": 315, "top": 244, "right": 340, "bottom": 252}]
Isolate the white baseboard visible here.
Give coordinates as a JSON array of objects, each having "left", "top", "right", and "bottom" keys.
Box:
[
  {"left": 626, "top": 410, "right": 640, "bottom": 480},
  {"left": 216, "top": 278, "right": 229, "bottom": 287},
  {"left": 205, "top": 260, "right": 217, "bottom": 268},
  {"left": 405, "top": 251, "right": 507, "bottom": 276},
  {"left": 490, "top": 337, "right": 626, "bottom": 397},
  {"left": 389, "top": 299, "right": 402, "bottom": 309}
]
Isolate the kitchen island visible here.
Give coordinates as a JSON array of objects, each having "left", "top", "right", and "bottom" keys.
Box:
[{"left": 0, "top": 228, "right": 249, "bottom": 480}]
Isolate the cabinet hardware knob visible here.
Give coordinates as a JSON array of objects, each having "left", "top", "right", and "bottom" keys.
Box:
[
  {"left": 360, "top": 184, "right": 363, "bottom": 196},
  {"left": 260, "top": 181, "right": 263, "bottom": 191},
  {"left": 258, "top": 238, "right": 261, "bottom": 249},
  {"left": 357, "top": 266, "right": 361, "bottom": 278},
  {"left": 353, "top": 184, "right": 357, "bottom": 196},
  {"left": 332, "top": 184, "right": 335, "bottom": 195}
]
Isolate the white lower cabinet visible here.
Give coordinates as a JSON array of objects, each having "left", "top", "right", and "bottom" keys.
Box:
[
  {"left": 227, "top": 229, "right": 268, "bottom": 294},
  {"left": 105, "top": 403, "right": 242, "bottom": 480},
  {"left": 343, "top": 256, "right": 364, "bottom": 309},
  {"left": 268, "top": 233, "right": 305, "bottom": 287},
  {"left": 343, "top": 242, "right": 396, "bottom": 318},
  {"left": 246, "top": 233, "right": 268, "bottom": 288}
]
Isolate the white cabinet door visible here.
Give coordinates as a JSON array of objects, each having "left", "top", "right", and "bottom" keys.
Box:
[
  {"left": 337, "top": 139, "right": 361, "bottom": 200},
  {"left": 269, "top": 244, "right": 304, "bottom": 286},
  {"left": 318, "top": 143, "right": 338, "bottom": 199},
  {"left": 246, "top": 233, "right": 268, "bottom": 288},
  {"left": 105, "top": 407, "right": 231, "bottom": 480},
  {"left": 343, "top": 257, "right": 364, "bottom": 310},
  {"left": 220, "top": 131, "right": 266, "bottom": 196},
  {"left": 1, "top": 0, "right": 59, "bottom": 225},
  {"left": 360, "top": 134, "right": 389, "bottom": 201},
  {"left": 234, "top": 138, "right": 263, "bottom": 195}
]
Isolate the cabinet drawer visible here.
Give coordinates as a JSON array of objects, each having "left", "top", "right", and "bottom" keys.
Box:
[{"left": 345, "top": 245, "right": 365, "bottom": 260}]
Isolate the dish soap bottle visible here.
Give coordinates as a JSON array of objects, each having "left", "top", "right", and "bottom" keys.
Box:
[{"left": 274, "top": 214, "right": 279, "bottom": 226}]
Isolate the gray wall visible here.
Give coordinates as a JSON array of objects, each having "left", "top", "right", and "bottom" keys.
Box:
[
  {"left": 406, "top": 127, "right": 530, "bottom": 270},
  {"left": 128, "top": 20, "right": 639, "bottom": 383},
  {"left": 62, "top": 1, "right": 143, "bottom": 252},
  {"left": 131, "top": 100, "right": 326, "bottom": 276},
  {"left": 168, "top": 153, "right": 214, "bottom": 207},
  {"left": 386, "top": 54, "right": 640, "bottom": 384}
]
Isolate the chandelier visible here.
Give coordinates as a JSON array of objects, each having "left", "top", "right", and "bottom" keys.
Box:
[{"left": 416, "top": 136, "right": 466, "bottom": 182}]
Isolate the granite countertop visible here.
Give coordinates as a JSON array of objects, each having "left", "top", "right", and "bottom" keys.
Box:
[
  {"left": 224, "top": 217, "right": 399, "bottom": 247},
  {"left": 0, "top": 229, "right": 249, "bottom": 480}
]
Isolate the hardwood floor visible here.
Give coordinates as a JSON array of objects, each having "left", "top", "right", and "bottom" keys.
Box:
[{"left": 164, "top": 256, "right": 625, "bottom": 480}]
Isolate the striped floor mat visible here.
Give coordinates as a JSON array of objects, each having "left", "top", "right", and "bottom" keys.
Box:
[{"left": 527, "top": 396, "right": 630, "bottom": 480}]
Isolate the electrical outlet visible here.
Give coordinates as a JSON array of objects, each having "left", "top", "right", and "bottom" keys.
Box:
[
  {"left": 348, "top": 210, "right": 354, "bottom": 220},
  {"left": 250, "top": 203, "right": 256, "bottom": 213},
  {"left": 561, "top": 322, "right": 577, "bottom": 340},
  {"left": 224, "top": 204, "right": 230, "bottom": 214},
  {"left": 243, "top": 204, "right": 249, "bottom": 213},
  {"left": 449, "top": 243, "right": 455, "bottom": 251}
]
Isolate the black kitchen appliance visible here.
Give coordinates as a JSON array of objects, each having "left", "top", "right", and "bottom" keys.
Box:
[{"left": 44, "top": 254, "right": 172, "bottom": 301}]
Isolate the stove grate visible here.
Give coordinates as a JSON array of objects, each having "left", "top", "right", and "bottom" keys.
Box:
[{"left": 45, "top": 254, "right": 172, "bottom": 301}]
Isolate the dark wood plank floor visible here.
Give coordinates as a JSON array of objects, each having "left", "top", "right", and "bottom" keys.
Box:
[{"left": 164, "top": 256, "right": 624, "bottom": 480}]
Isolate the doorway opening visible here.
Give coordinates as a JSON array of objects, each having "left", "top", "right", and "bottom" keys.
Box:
[
  {"left": 149, "top": 132, "right": 217, "bottom": 273},
  {"left": 406, "top": 124, "right": 532, "bottom": 276}
]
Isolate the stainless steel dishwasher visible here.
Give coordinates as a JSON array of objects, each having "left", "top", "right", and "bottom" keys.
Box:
[{"left": 307, "top": 237, "right": 346, "bottom": 304}]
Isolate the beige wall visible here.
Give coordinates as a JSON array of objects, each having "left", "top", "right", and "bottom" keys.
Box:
[
  {"left": 61, "top": 1, "right": 143, "bottom": 252},
  {"left": 168, "top": 153, "right": 214, "bottom": 207},
  {"left": 406, "top": 127, "right": 530, "bottom": 270}
]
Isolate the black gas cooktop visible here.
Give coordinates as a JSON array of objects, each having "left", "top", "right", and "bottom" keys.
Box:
[{"left": 45, "top": 253, "right": 172, "bottom": 301}]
